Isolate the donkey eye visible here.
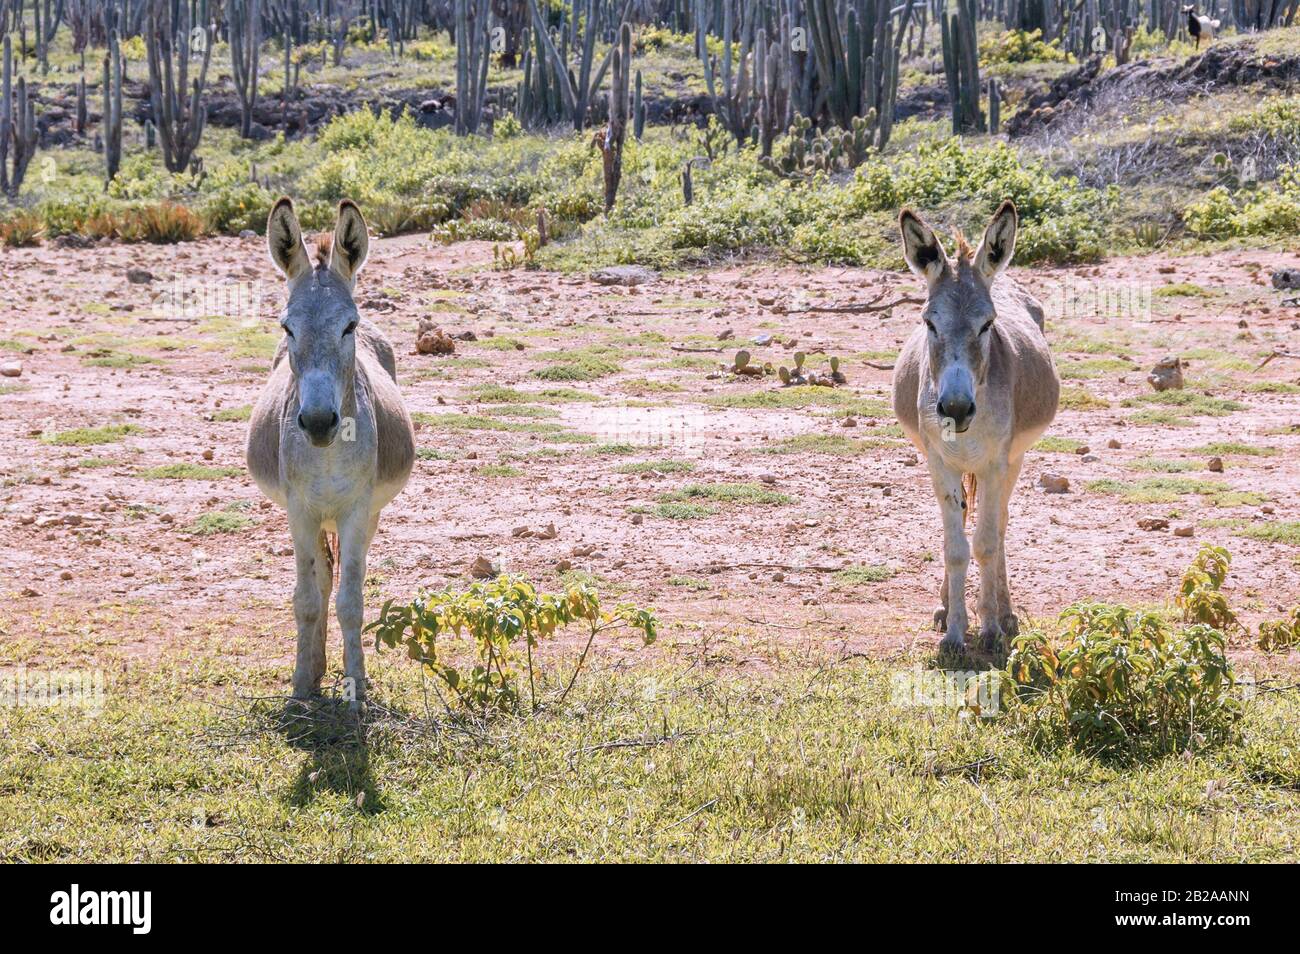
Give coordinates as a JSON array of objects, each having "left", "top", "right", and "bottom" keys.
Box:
[
  {"left": 343, "top": 321, "right": 357, "bottom": 336},
  {"left": 281, "top": 325, "right": 293, "bottom": 339},
  {"left": 924, "top": 319, "right": 937, "bottom": 334},
  {"left": 979, "top": 321, "right": 993, "bottom": 335}
]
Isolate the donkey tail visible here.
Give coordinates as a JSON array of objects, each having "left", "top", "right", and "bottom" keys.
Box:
[{"left": 962, "top": 473, "right": 977, "bottom": 528}]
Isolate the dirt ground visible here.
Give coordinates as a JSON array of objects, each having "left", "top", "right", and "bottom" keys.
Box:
[{"left": 3, "top": 233, "right": 1299, "bottom": 677}]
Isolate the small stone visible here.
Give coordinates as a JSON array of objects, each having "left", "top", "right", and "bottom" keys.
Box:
[
  {"left": 126, "top": 267, "right": 154, "bottom": 284},
  {"left": 1138, "top": 518, "right": 1170, "bottom": 532},
  {"left": 1081, "top": 454, "right": 1099, "bottom": 463},
  {"left": 0, "top": 361, "right": 22, "bottom": 377},
  {"left": 59, "top": 570, "right": 73, "bottom": 580},
  {"left": 202, "top": 449, "right": 214, "bottom": 461},
  {"left": 1073, "top": 445, "right": 1090, "bottom": 455},
  {"left": 1207, "top": 456, "right": 1224, "bottom": 473},
  {"left": 1107, "top": 439, "right": 1121, "bottom": 449},
  {"left": 534, "top": 522, "right": 557, "bottom": 540},
  {"left": 511, "top": 525, "right": 532, "bottom": 538},
  {"left": 1174, "top": 525, "right": 1194, "bottom": 538},
  {"left": 758, "top": 474, "right": 777, "bottom": 484},
  {"left": 21, "top": 587, "right": 39, "bottom": 597},
  {"left": 841, "top": 416, "right": 857, "bottom": 427},
  {"left": 470, "top": 555, "right": 498, "bottom": 579},
  {"left": 555, "top": 558, "right": 573, "bottom": 572},
  {"left": 1147, "top": 356, "right": 1184, "bottom": 392},
  {"left": 631, "top": 514, "right": 643, "bottom": 525},
  {"left": 589, "top": 264, "right": 657, "bottom": 286},
  {"left": 772, "top": 571, "right": 785, "bottom": 582},
  {"left": 1038, "top": 473, "right": 1070, "bottom": 494}
]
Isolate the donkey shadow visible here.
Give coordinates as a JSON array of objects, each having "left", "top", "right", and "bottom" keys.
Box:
[{"left": 268, "top": 695, "right": 388, "bottom": 814}]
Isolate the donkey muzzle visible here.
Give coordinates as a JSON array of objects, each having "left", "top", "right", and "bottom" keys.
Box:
[
  {"left": 936, "top": 394, "right": 976, "bottom": 434},
  {"left": 298, "top": 407, "right": 340, "bottom": 446}
]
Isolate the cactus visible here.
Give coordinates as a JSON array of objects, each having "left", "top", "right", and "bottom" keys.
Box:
[
  {"left": 76, "top": 74, "right": 87, "bottom": 136},
  {"left": 941, "top": 0, "right": 982, "bottom": 134},
  {"left": 144, "top": 0, "right": 213, "bottom": 173},
  {"left": 524, "top": 0, "right": 634, "bottom": 131},
  {"left": 229, "top": 0, "right": 261, "bottom": 139},
  {"left": 1, "top": 36, "right": 39, "bottom": 199},
  {"left": 987, "top": 77, "right": 1000, "bottom": 134},
  {"left": 633, "top": 68, "right": 644, "bottom": 140},
  {"left": 454, "top": 0, "right": 491, "bottom": 134},
  {"left": 597, "top": 22, "right": 633, "bottom": 213},
  {"left": 103, "top": 26, "right": 123, "bottom": 182},
  {"left": 681, "top": 155, "right": 709, "bottom": 205}
]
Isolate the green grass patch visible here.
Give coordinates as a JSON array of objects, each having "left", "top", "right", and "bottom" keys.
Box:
[
  {"left": 1121, "top": 391, "right": 1245, "bottom": 417},
  {"left": 187, "top": 511, "right": 253, "bottom": 535},
  {"left": 40, "top": 424, "right": 142, "bottom": 446},
  {"left": 477, "top": 464, "right": 524, "bottom": 478},
  {"left": 666, "top": 575, "right": 711, "bottom": 591},
  {"left": 614, "top": 459, "right": 696, "bottom": 474},
  {"left": 1087, "top": 477, "right": 1264, "bottom": 506},
  {"left": 833, "top": 564, "right": 895, "bottom": 586},
  {"left": 213, "top": 405, "right": 253, "bottom": 422},
  {"left": 1190, "top": 442, "right": 1277, "bottom": 457},
  {"left": 1032, "top": 435, "right": 1086, "bottom": 454},
  {"left": 137, "top": 463, "right": 242, "bottom": 480},
  {"left": 411, "top": 412, "right": 563, "bottom": 434},
  {"left": 1203, "top": 519, "right": 1300, "bottom": 546},
  {"left": 1153, "top": 282, "right": 1216, "bottom": 298},
  {"left": 647, "top": 501, "right": 716, "bottom": 520},
  {"left": 1058, "top": 386, "right": 1110, "bottom": 411},
  {"left": 1057, "top": 358, "right": 1134, "bottom": 380},
  {"left": 658, "top": 482, "right": 792, "bottom": 506}
]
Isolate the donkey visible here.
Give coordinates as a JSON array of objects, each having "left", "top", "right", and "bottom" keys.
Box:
[
  {"left": 247, "top": 198, "right": 415, "bottom": 702},
  {"left": 892, "top": 201, "right": 1059, "bottom": 653}
]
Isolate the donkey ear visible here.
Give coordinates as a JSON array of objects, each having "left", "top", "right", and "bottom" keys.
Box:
[
  {"left": 899, "top": 209, "right": 949, "bottom": 288},
  {"left": 328, "top": 200, "right": 369, "bottom": 286},
  {"left": 267, "top": 198, "right": 311, "bottom": 282},
  {"left": 974, "top": 200, "right": 1018, "bottom": 282}
]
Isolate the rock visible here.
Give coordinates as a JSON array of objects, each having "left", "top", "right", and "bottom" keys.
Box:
[
  {"left": 1107, "top": 438, "right": 1121, "bottom": 449},
  {"left": 841, "top": 416, "right": 857, "bottom": 427},
  {"left": 1207, "top": 456, "right": 1224, "bottom": 473},
  {"left": 59, "top": 570, "right": 73, "bottom": 581},
  {"left": 1038, "top": 473, "right": 1070, "bottom": 493},
  {"left": 555, "top": 558, "right": 573, "bottom": 572},
  {"left": 415, "top": 318, "right": 455, "bottom": 355},
  {"left": 589, "top": 264, "right": 657, "bottom": 286},
  {"left": 1137, "top": 518, "right": 1169, "bottom": 532},
  {"left": 511, "top": 526, "right": 532, "bottom": 538},
  {"left": 758, "top": 473, "right": 777, "bottom": 484},
  {"left": 631, "top": 514, "right": 643, "bottom": 525},
  {"left": 239, "top": 229, "right": 257, "bottom": 239},
  {"left": 202, "top": 449, "right": 214, "bottom": 461},
  {"left": 1073, "top": 445, "right": 1090, "bottom": 455},
  {"left": 1174, "top": 525, "right": 1195, "bottom": 537},
  {"left": 469, "top": 555, "right": 498, "bottom": 579},
  {"left": 1081, "top": 454, "right": 1099, "bottom": 463},
  {"left": 772, "top": 572, "right": 785, "bottom": 582},
  {"left": 126, "top": 267, "right": 154, "bottom": 284},
  {"left": 1147, "top": 356, "right": 1184, "bottom": 392},
  {"left": 1271, "top": 268, "right": 1300, "bottom": 290},
  {"left": 534, "top": 522, "right": 557, "bottom": 540},
  {"left": 21, "top": 587, "right": 39, "bottom": 597},
  {"left": 0, "top": 361, "right": 21, "bottom": 377}
]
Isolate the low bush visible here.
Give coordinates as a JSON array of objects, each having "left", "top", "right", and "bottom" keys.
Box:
[{"left": 367, "top": 574, "right": 657, "bottom": 714}]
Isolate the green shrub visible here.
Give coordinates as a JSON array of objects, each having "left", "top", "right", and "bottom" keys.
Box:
[
  {"left": 367, "top": 575, "right": 657, "bottom": 714},
  {"left": 1007, "top": 601, "right": 1241, "bottom": 760},
  {"left": 979, "top": 29, "right": 1069, "bottom": 65}
]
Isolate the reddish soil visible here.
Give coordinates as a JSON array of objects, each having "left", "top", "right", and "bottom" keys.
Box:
[{"left": 3, "top": 234, "right": 1299, "bottom": 677}]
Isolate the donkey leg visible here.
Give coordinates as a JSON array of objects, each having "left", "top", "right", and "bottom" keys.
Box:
[
  {"left": 288, "top": 506, "right": 327, "bottom": 699},
  {"left": 974, "top": 464, "right": 1010, "bottom": 652},
  {"left": 995, "top": 455, "right": 1026, "bottom": 640},
  {"left": 308, "top": 529, "right": 333, "bottom": 688},
  {"left": 927, "top": 458, "right": 970, "bottom": 651},
  {"left": 933, "top": 567, "right": 949, "bottom": 632},
  {"left": 335, "top": 503, "right": 376, "bottom": 708}
]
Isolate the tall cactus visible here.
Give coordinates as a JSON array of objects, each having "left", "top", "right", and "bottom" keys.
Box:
[
  {"left": 230, "top": 0, "right": 261, "bottom": 139},
  {"left": 454, "top": 0, "right": 491, "bottom": 134},
  {"left": 1, "top": 36, "right": 40, "bottom": 199},
  {"left": 144, "top": 0, "right": 213, "bottom": 173},
  {"left": 103, "top": 26, "right": 124, "bottom": 182},
  {"left": 598, "top": 21, "right": 632, "bottom": 213},
  {"left": 941, "top": 0, "right": 982, "bottom": 134}
]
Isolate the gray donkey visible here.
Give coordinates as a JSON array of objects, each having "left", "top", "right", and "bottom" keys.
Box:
[
  {"left": 247, "top": 198, "right": 414, "bottom": 702},
  {"left": 892, "top": 201, "right": 1059, "bottom": 652}
]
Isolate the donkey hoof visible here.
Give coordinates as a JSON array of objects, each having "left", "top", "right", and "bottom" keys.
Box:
[
  {"left": 978, "top": 622, "right": 1004, "bottom": 653},
  {"left": 938, "top": 633, "right": 966, "bottom": 654},
  {"left": 1000, "top": 613, "right": 1020, "bottom": 639},
  {"left": 933, "top": 606, "right": 948, "bottom": 632}
]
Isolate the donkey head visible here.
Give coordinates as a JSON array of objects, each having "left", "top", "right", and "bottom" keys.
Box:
[
  {"left": 267, "top": 198, "right": 369, "bottom": 448},
  {"left": 899, "top": 200, "right": 1018, "bottom": 433}
]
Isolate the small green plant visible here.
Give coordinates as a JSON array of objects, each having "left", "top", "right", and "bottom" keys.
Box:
[
  {"left": 1258, "top": 607, "right": 1300, "bottom": 652},
  {"left": 367, "top": 575, "right": 657, "bottom": 714},
  {"left": 1176, "top": 544, "right": 1237, "bottom": 631},
  {"left": 1007, "top": 600, "right": 1241, "bottom": 760}
]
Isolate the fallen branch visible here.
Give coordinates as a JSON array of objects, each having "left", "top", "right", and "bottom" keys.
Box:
[
  {"left": 863, "top": 360, "right": 895, "bottom": 370},
  {"left": 1254, "top": 349, "right": 1300, "bottom": 371},
  {"left": 670, "top": 344, "right": 724, "bottom": 353},
  {"left": 784, "top": 289, "right": 923, "bottom": 316}
]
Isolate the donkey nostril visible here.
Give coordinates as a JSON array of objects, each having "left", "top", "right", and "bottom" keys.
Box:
[
  {"left": 329, "top": 412, "right": 340, "bottom": 428},
  {"left": 297, "top": 413, "right": 307, "bottom": 431}
]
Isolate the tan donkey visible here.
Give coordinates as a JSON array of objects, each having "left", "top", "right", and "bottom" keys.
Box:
[
  {"left": 247, "top": 198, "right": 415, "bottom": 702},
  {"left": 892, "top": 201, "right": 1059, "bottom": 652}
]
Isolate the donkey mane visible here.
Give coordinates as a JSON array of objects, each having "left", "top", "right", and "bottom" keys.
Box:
[{"left": 314, "top": 233, "right": 333, "bottom": 266}]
